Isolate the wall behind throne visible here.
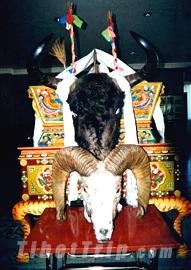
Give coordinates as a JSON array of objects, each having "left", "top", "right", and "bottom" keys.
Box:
[
  {"left": 0, "top": 67, "right": 190, "bottom": 214},
  {"left": 0, "top": 74, "right": 33, "bottom": 214}
]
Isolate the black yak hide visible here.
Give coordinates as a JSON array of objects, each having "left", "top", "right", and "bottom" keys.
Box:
[{"left": 67, "top": 73, "right": 125, "bottom": 160}]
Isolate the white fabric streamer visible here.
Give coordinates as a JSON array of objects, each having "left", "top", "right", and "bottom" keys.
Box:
[
  {"left": 33, "top": 117, "right": 43, "bottom": 147},
  {"left": 56, "top": 72, "right": 77, "bottom": 147},
  {"left": 153, "top": 100, "right": 165, "bottom": 142}
]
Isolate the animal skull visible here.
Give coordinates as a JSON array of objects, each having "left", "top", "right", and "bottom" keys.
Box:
[
  {"left": 81, "top": 161, "right": 122, "bottom": 241},
  {"left": 52, "top": 145, "right": 151, "bottom": 241}
]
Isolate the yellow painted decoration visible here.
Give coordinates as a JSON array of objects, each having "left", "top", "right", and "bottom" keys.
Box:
[
  {"left": 131, "top": 82, "right": 164, "bottom": 121},
  {"left": 27, "top": 165, "right": 52, "bottom": 195},
  {"left": 20, "top": 159, "right": 27, "bottom": 166},
  {"left": 150, "top": 161, "right": 174, "bottom": 192},
  {"left": 22, "top": 194, "right": 29, "bottom": 201}
]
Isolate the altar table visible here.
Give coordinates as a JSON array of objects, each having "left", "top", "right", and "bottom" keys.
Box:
[{"left": 22, "top": 205, "right": 180, "bottom": 270}]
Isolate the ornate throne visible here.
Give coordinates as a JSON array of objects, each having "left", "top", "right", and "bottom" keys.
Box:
[{"left": 12, "top": 78, "right": 191, "bottom": 262}]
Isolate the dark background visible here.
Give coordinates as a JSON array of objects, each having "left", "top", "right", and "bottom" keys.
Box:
[
  {"left": 0, "top": 0, "right": 191, "bottom": 68},
  {"left": 0, "top": 0, "right": 191, "bottom": 213}
]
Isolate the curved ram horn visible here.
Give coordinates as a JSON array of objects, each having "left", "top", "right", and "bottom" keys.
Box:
[
  {"left": 104, "top": 144, "right": 151, "bottom": 214},
  {"left": 52, "top": 146, "right": 98, "bottom": 220},
  {"left": 27, "top": 33, "right": 61, "bottom": 88},
  {"left": 126, "top": 31, "right": 159, "bottom": 87}
]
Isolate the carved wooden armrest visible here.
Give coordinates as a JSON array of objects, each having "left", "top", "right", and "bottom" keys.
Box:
[
  {"left": 149, "top": 196, "right": 191, "bottom": 257},
  {"left": 12, "top": 200, "right": 55, "bottom": 262}
]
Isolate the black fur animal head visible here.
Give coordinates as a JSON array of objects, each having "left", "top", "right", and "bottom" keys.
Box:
[
  {"left": 67, "top": 73, "right": 125, "bottom": 160},
  {"left": 27, "top": 31, "right": 159, "bottom": 159}
]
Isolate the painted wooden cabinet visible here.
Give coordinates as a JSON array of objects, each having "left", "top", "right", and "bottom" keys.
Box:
[{"left": 18, "top": 143, "right": 181, "bottom": 202}]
